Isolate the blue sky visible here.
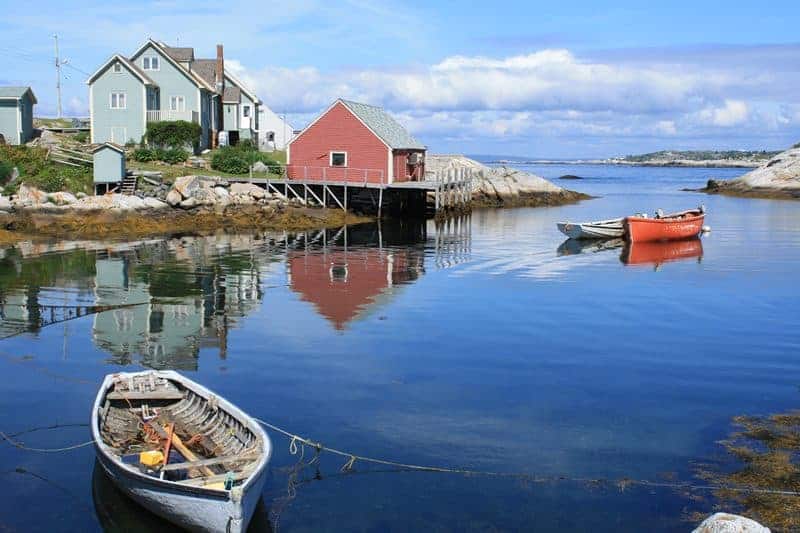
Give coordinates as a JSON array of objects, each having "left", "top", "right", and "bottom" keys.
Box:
[{"left": 2, "top": 0, "right": 800, "bottom": 157}]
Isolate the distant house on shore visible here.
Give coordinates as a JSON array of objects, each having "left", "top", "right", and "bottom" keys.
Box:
[
  {"left": 86, "top": 39, "right": 261, "bottom": 150},
  {"left": 0, "top": 86, "right": 37, "bottom": 145},
  {"left": 258, "top": 106, "right": 295, "bottom": 151},
  {"left": 287, "top": 99, "right": 426, "bottom": 184}
]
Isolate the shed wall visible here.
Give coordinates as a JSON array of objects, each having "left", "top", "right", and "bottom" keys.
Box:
[{"left": 287, "top": 102, "right": 389, "bottom": 184}]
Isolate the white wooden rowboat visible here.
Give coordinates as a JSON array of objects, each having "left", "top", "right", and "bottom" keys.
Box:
[
  {"left": 92, "top": 370, "right": 271, "bottom": 533},
  {"left": 556, "top": 218, "right": 625, "bottom": 239}
]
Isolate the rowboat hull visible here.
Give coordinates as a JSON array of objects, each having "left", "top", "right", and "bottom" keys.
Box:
[
  {"left": 557, "top": 218, "right": 625, "bottom": 239},
  {"left": 92, "top": 371, "right": 271, "bottom": 533},
  {"left": 625, "top": 211, "right": 704, "bottom": 242}
]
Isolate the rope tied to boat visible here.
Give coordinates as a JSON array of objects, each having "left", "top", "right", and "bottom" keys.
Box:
[{"left": 0, "top": 430, "right": 94, "bottom": 453}]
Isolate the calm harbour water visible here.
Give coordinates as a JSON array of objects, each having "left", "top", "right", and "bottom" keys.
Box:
[{"left": 0, "top": 163, "right": 798, "bottom": 532}]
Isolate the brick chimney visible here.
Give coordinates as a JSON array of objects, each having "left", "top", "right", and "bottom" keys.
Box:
[{"left": 213, "top": 44, "right": 225, "bottom": 147}]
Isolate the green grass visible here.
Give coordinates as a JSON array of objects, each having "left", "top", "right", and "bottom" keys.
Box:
[{"left": 0, "top": 145, "right": 92, "bottom": 194}]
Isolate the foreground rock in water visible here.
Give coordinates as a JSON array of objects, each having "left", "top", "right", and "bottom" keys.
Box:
[
  {"left": 699, "top": 146, "right": 800, "bottom": 200},
  {"left": 692, "top": 513, "right": 770, "bottom": 533},
  {"left": 426, "top": 155, "right": 590, "bottom": 207}
]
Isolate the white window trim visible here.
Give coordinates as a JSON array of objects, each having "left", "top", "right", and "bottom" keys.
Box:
[
  {"left": 330, "top": 151, "right": 348, "bottom": 167},
  {"left": 109, "top": 92, "right": 127, "bottom": 110},
  {"left": 142, "top": 56, "right": 160, "bottom": 71},
  {"left": 170, "top": 95, "right": 186, "bottom": 112}
]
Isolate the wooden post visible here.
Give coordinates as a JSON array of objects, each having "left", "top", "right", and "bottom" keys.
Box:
[
  {"left": 378, "top": 187, "right": 383, "bottom": 218},
  {"left": 344, "top": 181, "right": 348, "bottom": 211}
]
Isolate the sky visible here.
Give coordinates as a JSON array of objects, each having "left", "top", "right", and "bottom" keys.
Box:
[{"left": 2, "top": 0, "right": 800, "bottom": 158}]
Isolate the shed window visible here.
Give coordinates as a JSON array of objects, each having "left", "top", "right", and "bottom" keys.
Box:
[
  {"left": 113, "top": 62, "right": 122, "bottom": 73},
  {"left": 330, "top": 151, "right": 347, "bottom": 167},
  {"left": 143, "top": 56, "right": 160, "bottom": 71},
  {"left": 170, "top": 96, "right": 186, "bottom": 111},
  {"left": 110, "top": 92, "right": 126, "bottom": 109}
]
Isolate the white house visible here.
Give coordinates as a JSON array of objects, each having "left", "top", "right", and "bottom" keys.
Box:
[{"left": 258, "top": 106, "right": 295, "bottom": 151}]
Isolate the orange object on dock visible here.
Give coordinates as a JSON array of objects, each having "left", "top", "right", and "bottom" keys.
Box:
[{"left": 625, "top": 208, "right": 705, "bottom": 242}]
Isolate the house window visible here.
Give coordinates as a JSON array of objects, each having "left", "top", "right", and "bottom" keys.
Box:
[
  {"left": 110, "top": 92, "right": 126, "bottom": 109},
  {"left": 242, "top": 105, "right": 251, "bottom": 118},
  {"left": 143, "top": 56, "right": 160, "bottom": 71},
  {"left": 170, "top": 96, "right": 186, "bottom": 111},
  {"left": 330, "top": 151, "right": 347, "bottom": 167},
  {"left": 113, "top": 62, "right": 122, "bottom": 73}
]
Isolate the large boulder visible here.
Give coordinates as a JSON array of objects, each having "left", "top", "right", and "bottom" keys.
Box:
[
  {"left": 143, "top": 197, "right": 169, "bottom": 209},
  {"left": 48, "top": 191, "right": 77, "bottom": 206},
  {"left": 0, "top": 195, "right": 11, "bottom": 211},
  {"left": 692, "top": 513, "right": 770, "bottom": 533},
  {"left": 426, "top": 155, "right": 569, "bottom": 205},
  {"left": 213, "top": 186, "right": 229, "bottom": 198},
  {"left": 726, "top": 147, "right": 800, "bottom": 191},
  {"left": 165, "top": 189, "right": 182, "bottom": 207},
  {"left": 172, "top": 175, "right": 203, "bottom": 199},
  {"left": 15, "top": 184, "right": 49, "bottom": 205},
  {"left": 230, "top": 182, "right": 266, "bottom": 199}
]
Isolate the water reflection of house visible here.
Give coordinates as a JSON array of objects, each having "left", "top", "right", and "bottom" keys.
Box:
[
  {"left": 92, "top": 236, "right": 265, "bottom": 370},
  {"left": 287, "top": 225, "right": 425, "bottom": 330}
]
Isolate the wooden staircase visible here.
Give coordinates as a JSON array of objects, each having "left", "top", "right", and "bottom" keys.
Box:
[{"left": 120, "top": 175, "right": 138, "bottom": 196}]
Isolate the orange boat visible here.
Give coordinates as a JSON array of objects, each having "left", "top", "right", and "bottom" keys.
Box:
[
  {"left": 622, "top": 238, "right": 703, "bottom": 267},
  {"left": 624, "top": 207, "right": 705, "bottom": 242}
]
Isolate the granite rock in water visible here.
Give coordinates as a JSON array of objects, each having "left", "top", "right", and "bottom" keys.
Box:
[
  {"left": 705, "top": 146, "right": 800, "bottom": 198},
  {"left": 425, "top": 155, "right": 580, "bottom": 206},
  {"left": 692, "top": 513, "right": 770, "bottom": 533}
]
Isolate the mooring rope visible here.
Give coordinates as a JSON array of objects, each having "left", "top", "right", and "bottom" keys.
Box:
[
  {"left": 253, "top": 417, "right": 800, "bottom": 498},
  {"left": 3, "top": 417, "right": 800, "bottom": 498},
  {"left": 0, "top": 430, "right": 95, "bottom": 453}
]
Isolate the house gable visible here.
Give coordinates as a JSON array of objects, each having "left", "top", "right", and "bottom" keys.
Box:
[
  {"left": 88, "top": 60, "right": 146, "bottom": 145},
  {"left": 129, "top": 40, "right": 213, "bottom": 91},
  {"left": 287, "top": 101, "right": 391, "bottom": 183}
]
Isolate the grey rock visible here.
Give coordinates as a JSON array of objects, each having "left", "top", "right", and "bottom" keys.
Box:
[
  {"left": 172, "top": 175, "right": 202, "bottom": 199},
  {"left": 692, "top": 513, "right": 770, "bottom": 533},
  {"left": 0, "top": 195, "right": 11, "bottom": 211},
  {"left": 76, "top": 192, "right": 87, "bottom": 199},
  {"left": 251, "top": 161, "right": 269, "bottom": 173},
  {"left": 213, "top": 186, "right": 229, "bottom": 198},
  {"left": 143, "top": 197, "right": 169, "bottom": 209},
  {"left": 179, "top": 197, "right": 198, "bottom": 209},
  {"left": 47, "top": 191, "right": 78, "bottom": 205},
  {"left": 230, "top": 182, "right": 266, "bottom": 199},
  {"left": 166, "top": 190, "right": 182, "bottom": 207},
  {"left": 16, "top": 184, "right": 48, "bottom": 204}
]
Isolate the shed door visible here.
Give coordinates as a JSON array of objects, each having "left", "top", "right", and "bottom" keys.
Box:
[{"left": 110, "top": 127, "right": 127, "bottom": 144}]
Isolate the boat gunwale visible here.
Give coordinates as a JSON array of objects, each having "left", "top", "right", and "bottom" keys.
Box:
[
  {"left": 92, "top": 370, "right": 272, "bottom": 499},
  {"left": 624, "top": 211, "right": 704, "bottom": 225}
]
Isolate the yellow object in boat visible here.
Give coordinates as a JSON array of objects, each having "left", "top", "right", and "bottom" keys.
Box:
[{"left": 139, "top": 450, "right": 165, "bottom": 467}]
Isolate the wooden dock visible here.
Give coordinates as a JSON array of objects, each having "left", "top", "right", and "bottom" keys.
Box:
[{"left": 227, "top": 167, "right": 474, "bottom": 217}]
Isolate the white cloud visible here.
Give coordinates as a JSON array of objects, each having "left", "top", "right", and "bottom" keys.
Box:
[{"left": 697, "top": 99, "right": 749, "bottom": 127}]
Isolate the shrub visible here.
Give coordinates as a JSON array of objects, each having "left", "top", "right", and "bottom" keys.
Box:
[
  {"left": 0, "top": 160, "right": 14, "bottom": 184},
  {"left": 146, "top": 120, "right": 202, "bottom": 151},
  {"left": 125, "top": 138, "right": 138, "bottom": 149},
  {"left": 162, "top": 148, "right": 188, "bottom": 164},
  {"left": 793, "top": 142, "right": 800, "bottom": 149},
  {"left": 211, "top": 146, "right": 250, "bottom": 174},
  {"left": 74, "top": 131, "right": 89, "bottom": 143},
  {"left": 237, "top": 139, "right": 258, "bottom": 152},
  {"left": 132, "top": 147, "right": 157, "bottom": 162}
]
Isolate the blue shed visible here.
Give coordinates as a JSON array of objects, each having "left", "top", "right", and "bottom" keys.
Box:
[
  {"left": 0, "top": 87, "right": 37, "bottom": 145},
  {"left": 92, "top": 143, "right": 126, "bottom": 194}
]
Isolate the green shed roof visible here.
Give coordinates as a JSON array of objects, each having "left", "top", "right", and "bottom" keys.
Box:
[{"left": 0, "top": 86, "right": 37, "bottom": 103}]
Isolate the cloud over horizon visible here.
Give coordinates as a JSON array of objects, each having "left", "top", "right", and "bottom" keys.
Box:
[{"left": 227, "top": 46, "right": 800, "bottom": 156}]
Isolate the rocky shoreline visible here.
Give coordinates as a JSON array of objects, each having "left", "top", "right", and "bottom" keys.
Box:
[
  {"left": 427, "top": 155, "right": 591, "bottom": 208},
  {"left": 695, "top": 146, "right": 800, "bottom": 200},
  {"left": 0, "top": 175, "right": 369, "bottom": 244}
]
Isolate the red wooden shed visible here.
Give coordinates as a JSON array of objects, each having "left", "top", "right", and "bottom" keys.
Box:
[{"left": 287, "top": 99, "right": 426, "bottom": 185}]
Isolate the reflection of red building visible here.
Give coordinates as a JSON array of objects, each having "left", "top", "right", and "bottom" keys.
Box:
[{"left": 288, "top": 247, "right": 422, "bottom": 330}]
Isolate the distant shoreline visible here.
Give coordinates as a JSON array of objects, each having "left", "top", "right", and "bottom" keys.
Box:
[{"left": 484, "top": 159, "right": 761, "bottom": 169}]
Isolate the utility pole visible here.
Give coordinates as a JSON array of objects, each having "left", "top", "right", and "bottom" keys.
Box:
[{"left": 54, "top": 34, "right": 62, "bottom": 118}]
